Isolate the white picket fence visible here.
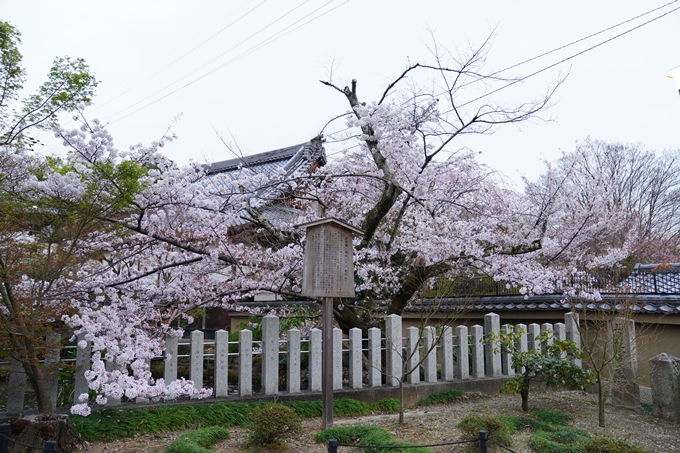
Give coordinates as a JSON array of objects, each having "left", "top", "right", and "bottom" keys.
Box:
[{"left": 4, "top": 312, "right": 581, "bottom": 413}]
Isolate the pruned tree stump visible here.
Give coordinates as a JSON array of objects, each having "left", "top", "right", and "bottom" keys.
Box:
[{"left": 10, "top": 414, "right": 79, "bottom": 453}]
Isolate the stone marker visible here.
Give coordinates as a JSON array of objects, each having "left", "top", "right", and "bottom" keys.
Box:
[{"left": 649, "top": 352, "right": 680, "bottom": 423}]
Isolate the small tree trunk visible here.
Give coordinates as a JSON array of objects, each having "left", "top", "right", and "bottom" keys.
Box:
[
  {"left": 521, "top": 389, "right": 529, "bottom": 412},
  {"left": 398, "top": 380, "right": 404, "bottom": 424},
  {"left": 597, "top": 379, "right": 606, "bottom": 427}
]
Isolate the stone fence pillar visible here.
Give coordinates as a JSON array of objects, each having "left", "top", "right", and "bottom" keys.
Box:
[{"left": 649, "top": 353, "right": 680, "bottom": 423}]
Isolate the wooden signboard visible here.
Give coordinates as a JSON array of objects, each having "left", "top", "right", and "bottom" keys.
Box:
[{"left": 298, "top": 218, "right": 362, "bottom": 298}]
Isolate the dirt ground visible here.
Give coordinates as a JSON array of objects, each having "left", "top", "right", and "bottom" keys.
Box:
[{"left": 80, "top": 389, "right": 680, "bottom": 453}]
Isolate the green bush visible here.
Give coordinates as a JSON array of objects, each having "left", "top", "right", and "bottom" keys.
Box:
[
  {"left": 246, "top": 403, "right": 301, "bottom": 449},
  {"left": 529, "top": 429, "right": 590, "bottom": 453},
  {"left": 418, "top": 388, "right": 465, "bottom": 406},
  {"left": 334, "top": 398, "right": 370, "bottom": 416},
  {"left": 582, "top": 436, "right": 647, "bottom": 453},
  {"left": 531, "top": 408, "right": 574, "bottom": 425},
  {"left": 457, "top": 415, "right": 512, "bottom": 447},
  {"left": 167, "top": 426, "right": 230, "bottom": 453},
  {"left": 315, "top": 425, "right": 431, "bottom": 453},
  {"left": 369, "top": 398, "right": 400, "bottom": 413}
]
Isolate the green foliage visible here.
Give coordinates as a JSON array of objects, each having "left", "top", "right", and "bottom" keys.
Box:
[
  {"left": 417, "top": 388, "right": 465, "bottom": 406},
  {"left": 369, "top": 398, "right": 400, "bottom": 413},
  {"left": 531, "top": 408, "right": 573, "bottom": 425},
  {"left": 529, "top": 429, "right": 590, "bottom": 453},
  {"left": 581, "top": 436, "right": 647, "bottom": 453},
  {"left": 166, "top": 426, "right": 230, "bottom": 453},
  {"left": 70, "top": 402, "right": 253, "bottom": 442},
  {"left": 284, "top": 400, "right": 322, "bottom": 418},
  {"left": 71, "top": 397, "right": 403, "bottom": 442},
  {"left": 0, "top": 21, "right": 98, "bottom": 146},
  {"left": 457, "top": 415, "right": 513, "bottom": 447},
  {"left": 334, "top": 398, "right": 370, "bottom": 416},
  {"left": 315, "top": 425, "right": 431, "bottom": 453},
  {"left": 492, "top": 328, "right": 592, "bottom": 411},
  {"left": 246, "top": 403, "right": 301, "bottom": 450}
]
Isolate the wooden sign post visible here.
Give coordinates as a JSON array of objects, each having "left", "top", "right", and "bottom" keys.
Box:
[{"left": 297, "top": 218, "right": 362, "bottom": 429}]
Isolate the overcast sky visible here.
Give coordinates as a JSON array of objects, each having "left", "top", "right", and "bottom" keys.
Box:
[{"left": 4, "top": 0, "right": 680, "bottom": 186}]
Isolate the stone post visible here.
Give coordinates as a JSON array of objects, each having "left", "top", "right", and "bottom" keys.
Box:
[
  {"left": 333, "top": 328, "right": 343, "bottom": 390},
  {"left": 239, "top": 329, "right": 253, "bottom": 396},
  {"left": 564, "top": 312, "right": 582, "bottom": 367},
  {"left": 456, "top": 325, "right": 469, "bottom": 380},
  {"left": 405, "top": 327, "right": 420, "bottom": 385},
  {"left": 6, "top": 357, "right": 26, "bottom": 415},
  {"left": 423, "top": 326, "right": 437, "bottom": 383},
  {"left": 554, "top": 323, "right": 566, "bottom": 359},
  {"left": 287, "top": 329, "right": 301, "bottom": 393},
  {"left": 441, "top": 326, "right": 454, "bottom": 381},
  {"left": 501, "top": 324, "right": 515, "bottom": 377},
  {"left": 214, "top": 329, "right": 229, "bottom": 398},
  {"left": 515, "top": 323, "right": 528, "bottom": 374},
  {"left": 484, "top": 313, "right": 501, "bottom": 377},
  {"left": 368, "top": 327, "right": 382, "bottom": 387},
  {"left": 348, "top": 328, "right": 362, "bottom": 389},
  {"left": 261, "top": 315, "right": 279, "bottom": 395},
  {"left": 164, "top": 335, "right": 178, "bottom": 383},
  {"left": 73, "top": 335, "right": 91, "bottom": 407},
  {"left": 190, "top": 330, "right": 204, "bottom": 396},
  {"left": 649, "top": 353, "right": 680, "bottom": 423},
  {"left": 541, "top": 323, "right": 554, "bottom": 355},
  {"left": 527, "top": 323, "right": 541, "bottom": 354},
  {"left": 137, "top": 357, "right": 152, "bottom": 404},
  {"left": 309, "top": 328, "right": 322, "bottom": 392},
  {"left": 471, "top": 325, "right": 484, "bottom": 378},
  {"left": 610, "top": 317, "right": 640, "bottom": 409},
  {"left": 385, "top": 314, "right": 402, "bottom": 386}
]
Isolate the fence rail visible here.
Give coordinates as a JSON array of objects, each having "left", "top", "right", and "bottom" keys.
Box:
[{"left": 3, "top": 312, "right": 582, "bottom": 414}]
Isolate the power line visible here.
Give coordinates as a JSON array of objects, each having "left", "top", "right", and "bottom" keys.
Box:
[
  {"left": 88, "top": 0, "right": 269, "bottom": 114},
  {"left": 107, "top": 0, "right": 348, "bottom": 126},
  {"left": 455, "top": 4, "right": 680, "bottom": 110}
]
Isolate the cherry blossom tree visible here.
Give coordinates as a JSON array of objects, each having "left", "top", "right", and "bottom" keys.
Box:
[{"left": 1, "top": 34, "right": 632, "bottom": 416}]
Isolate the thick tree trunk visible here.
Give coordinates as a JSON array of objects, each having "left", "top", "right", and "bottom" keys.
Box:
[
  {"left": 10, "top": 414, "right": 78, "bottom": 453},
  {"left": 521, "top": 389, "right": 529, "bottom": 412}
]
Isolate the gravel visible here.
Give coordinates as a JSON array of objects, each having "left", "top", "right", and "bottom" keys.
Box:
[{"left": 81, "top": 389, "right": 679, "bottom": 452}]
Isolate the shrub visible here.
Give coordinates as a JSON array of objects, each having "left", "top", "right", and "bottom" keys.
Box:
[
  {"left": 457, "top": 415, "right": 512, "bottom": 447},
  {"left": 418, "top": 388, "right": 465, "bottom": 406},
  {"left": 529, "top": 429, "right": 590, "bottom": 453},
  {"left": 334, "top": 398, "right": 370, "bottom": 416},
  {"left": 582, "top": 436, "right": 647, "bottom": 453},
  {"left": 167, "top": 426, "right": 230, "bottom": 453},
  {"left": 369, "top": 398, "right": 400, "bottom": 413},
  {"left": 246, "top": 403, "right": 301, "bottom": 450}
]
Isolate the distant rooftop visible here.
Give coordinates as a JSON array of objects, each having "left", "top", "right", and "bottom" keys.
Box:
[{"left": 205, "top": 136, "right": 326, "bottom": 228}]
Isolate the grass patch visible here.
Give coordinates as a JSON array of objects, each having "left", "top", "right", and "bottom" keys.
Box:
[
  {"left": 315, "top": 425, "right": 431, "bottom": 453},
  {"left": 368, "top": 398, "right": 400, "bottom": 413},
  {"left": 417, "top": 388, "right": 465, "bottom": 406},
  {"left": 166, "top": 426, "right": 230, "bottom": 453},
  {"left": 582, "top": 436, "right": 647, "bottom": 453},
  {"left": 457, "top": 415, "right": 513, "bottom": 447},
  {"left": 71, "top": 397, "right": 401, "bottom": 442},
  {"left": 529, "top": 429, "right": 590, "bottom": 453}
]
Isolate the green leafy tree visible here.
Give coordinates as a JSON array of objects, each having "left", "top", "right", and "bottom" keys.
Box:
[
  {"left": 1, "top": 21, "right": 97, "bottom": 147},
  {"left": 0, "top": 21, "right": 98, "bottom": 414},
  {"left": 494, "top": 328, "right": 592, "bottom": 412}
]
